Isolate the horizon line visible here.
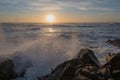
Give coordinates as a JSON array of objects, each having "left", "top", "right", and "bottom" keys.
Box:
[{"left": 0, "top": 22, "right": 120, "bottom": 24}]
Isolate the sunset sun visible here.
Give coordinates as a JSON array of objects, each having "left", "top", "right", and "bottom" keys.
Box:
[{"left": 46, "top": 14, "right": 55, "bottom": 23}]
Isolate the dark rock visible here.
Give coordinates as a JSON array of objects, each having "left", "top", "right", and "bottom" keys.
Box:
[
  {"left": 109, "top": 53, "right": 120, "bottom": 70},
  {"left": 106, "top": 53, "right": 111, "bottom": 62},
  {"left": 38, "top": 59, "right": 83, "bottom": 80},
  {"left": 75, "top": 67, "right": 104, "bottom": 80},
  {"left": 0, "top": 59, "right": 14, "bottom": 80},
  {"left": 12, "top": 72, "right": 19, "bottom": 79},
  {"left": 102, "top": 53, "right": 120, "bottom": 79},
  {"left": 38, "top": 49, "right": 120, "bottom": 80},
  {"left": 107, "top": 78, "right": 115, "bottom": 80},
  {"left": 77, "top": 49, "right": 100, "bottom": 67},
  {"left": 18, "top": 69, "right": 26, "bottom": 78},
  {"left": 59, "top": 59, "right": 83, "bottom": 80},
  {"left": 98, "top": 62, "right": 115, "bottom": 80},
  {"left": 107, "top": 39, "right": 120, "bottom": 48},
  {"left": 106, "top": 53, "right": 116, "bottom": 62},
  {"left": 75, "top": 49, "right": 102, "bottom": 80},
  {"left": 109, "top": 53, "right": 120, "bottom": 79},
  {"left": 38, "top": 49, "right": 101, "bottom": 80}
]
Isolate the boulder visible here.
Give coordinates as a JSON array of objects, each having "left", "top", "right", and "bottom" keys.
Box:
[
  {"left": 109, "top": 53, "right": 120, "bottom": 70},
  {"left": 102, "top": 53, "right": 120, "bottom": 79},
  {"left": 97, "top": 64, "right": 113, "bottom": 80},
  {"left": 38, "top": 49, "right": 101, "bottom": 80},
  {"left": 0, "top": 59, "right": 14, "bottom": 80},
  {"left": 109, "top": 53, "right": 120, "bottom": 79},
  {"left": 107, "top": 39, "right": 120, "bottom": 48},
  {"left": 106, "top": 53, "right": 116, "bottom": 62},
  {"left": 38, "top": 59, "right": 83, "bottom": 80},
  {"left": 58, "top": 59, "right": 83, "bottom": 80},
  {"left": 77, "top": 49, "right": 100, "bottom": 67},
  {"left": 38, "top": 49, "right": 120, "bottom": 80},
  {"left": 75, "top": 68, "right": 103, "bottom": 80}
]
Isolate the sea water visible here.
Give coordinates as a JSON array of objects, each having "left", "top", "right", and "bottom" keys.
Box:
[{"left": 0, "top": 23, "right": 120, "bottom": 80}]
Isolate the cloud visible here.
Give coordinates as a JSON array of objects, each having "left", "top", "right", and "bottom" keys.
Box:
[
  {"left": 55, "top": 0, "right": 114, "bottom": 11},
  {"left": 0, "top": 0, "right": 119, "bottom": 11}
]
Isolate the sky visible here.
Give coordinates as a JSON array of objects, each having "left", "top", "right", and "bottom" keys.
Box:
[{"left": 0, "top": 0, "right": 120, "bottom": 23}]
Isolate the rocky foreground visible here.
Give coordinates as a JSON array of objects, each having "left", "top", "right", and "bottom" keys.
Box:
[
  {"left": 0, "top": 39, "right": 120, "bottom": 80},
  {"left": 38, "top": 49, "right": 120, "bottom": 80}
]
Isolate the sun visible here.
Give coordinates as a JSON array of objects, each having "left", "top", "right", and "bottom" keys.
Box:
[{"left": 46, "top": 14, "right": 55, "bottom": 23}]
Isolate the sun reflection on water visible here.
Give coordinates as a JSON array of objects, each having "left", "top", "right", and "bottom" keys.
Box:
[
  {"left": 41, "top": 27, "right": 57, "bottom": 37},
  {"left": 47, "top": 28, "right": 55, "bottom": 32}
]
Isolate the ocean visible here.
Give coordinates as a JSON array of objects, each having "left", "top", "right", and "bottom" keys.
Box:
[{"left": 0, "top": 23, "right": 120, "bottom": 80}]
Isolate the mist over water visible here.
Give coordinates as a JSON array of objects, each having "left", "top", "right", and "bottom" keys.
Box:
[{"left": 0, "top": 23, "right": 120, "bottom": 80}]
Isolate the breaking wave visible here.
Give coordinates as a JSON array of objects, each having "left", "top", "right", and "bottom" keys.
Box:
[{"left": 0, "top": 23, "right": 120, "bottom": 80}]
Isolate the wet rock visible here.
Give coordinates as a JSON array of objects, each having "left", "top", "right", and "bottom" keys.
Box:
[
  {"left": 77, "top": 49, "right": 100, "bottom": 67},
  {"left": 38, "top": 74, "right": 50, "bottom": 80},
  {"left": 107, "top": 78, "right": 114, "bottom": 80},
  {"left": 38, "top": 59, "right": 83, "bottom": 80},
  {"left": 59, "top": 59, "right": 83, "bottom": 80},
  {"left": 106, "top": 53, "right": 116, "bottom": 62},
  {"left": 107, "top": 39, "right": 120, "bottom": 48},
  {"left": 75, "top": 67, "right": 100, "bottom": 80},
  {"left": 109, "top": 53, "right": 120, "bottom": 70},
  {"left": 74, "top": 71, "right": 91, "bottom": 80},
  {"left": 0, "top": 59, "right": 14, "bottom": 80},
  {"left": 102, "top": 53, "right": 120, "bottom": 80},
  {"left": 75, "top": 49, "right": 102, "bottom": 79},
  {"left": 97, "top": 64, "right": 112, "bottom": 80},
  {"left": 50, "top": 59, "right": 83, "bottom": 80},
  {"left": 38, "top": 49, "right": 101, "bottom": 80},
  {"left": 109, "top": 53, "right": 120, "bottom": 79},
  {"left": 38, "top": 49, "right": 120, "bottom": 80}
]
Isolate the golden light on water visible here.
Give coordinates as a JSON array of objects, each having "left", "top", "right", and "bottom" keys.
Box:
[
  {"left": 48, "top": 28, "right": 55, "bottom": 32},
  {"left": 46, "top": 14, "right": 55, "bottom": 23},
  {"left": 42, "top": 28, "right": 56, "bottom": 37}
]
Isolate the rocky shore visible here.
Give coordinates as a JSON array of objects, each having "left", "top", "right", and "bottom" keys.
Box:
[
  {"left": 0, "top": 39, "right": 120, "bottom": 80},
  {"left": 38, "top": 49, "right": 120, "bottom": 80}
]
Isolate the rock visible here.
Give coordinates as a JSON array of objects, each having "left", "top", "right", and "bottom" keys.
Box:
[
  {"left": 97, "top": 65, "right": 112, "bottom": 80},
  {"left": 38, "top": 49, "right": 101, "bottom": 80},
  {"left": 77, "top": 49, "right": 100, "bottom": 67},
  {"left": 107, "top": 39, "right": 120, "bottom": 48},
  {"left": 106, "top": 53, "right": 112, "bottom": 62},
  {"left": 38, "top": 59, "right": 83, "bottom": 80},
  {"left": 108, "top": 78, "right": 115, "bottom": 80},
  {"left": 38, "top": 74, "right": 50, "bottom": 80},
  {"left": 0, "top": 59, "right": 14, "bottom": 80},
  {"left": 106, "top": 53, "right": 116, "bottom": 62},
  {"left": 74, "top": 49, "right": 103, "bottom": 80},
  {"left": 59, "top": 59, "right": 83, "bottom": 80},
  {"left": 109, "top": 53, "right": 120, "bottom": 79},
  {"left": 109, "top": 53, "right": 120, "bottom": 70},
  {"left": 103, "top": 53, "right": 120, "bottom": 79},
  {"left": 75, "top": 68, "right": 103, "bottom": 80},
  {"left": 38, "top": 49, "right": 120, "bottom": 80}
]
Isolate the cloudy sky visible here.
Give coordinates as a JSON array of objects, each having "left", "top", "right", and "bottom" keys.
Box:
[{"left": 0, "top": 0, "right": 120, "bottom": 23}]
